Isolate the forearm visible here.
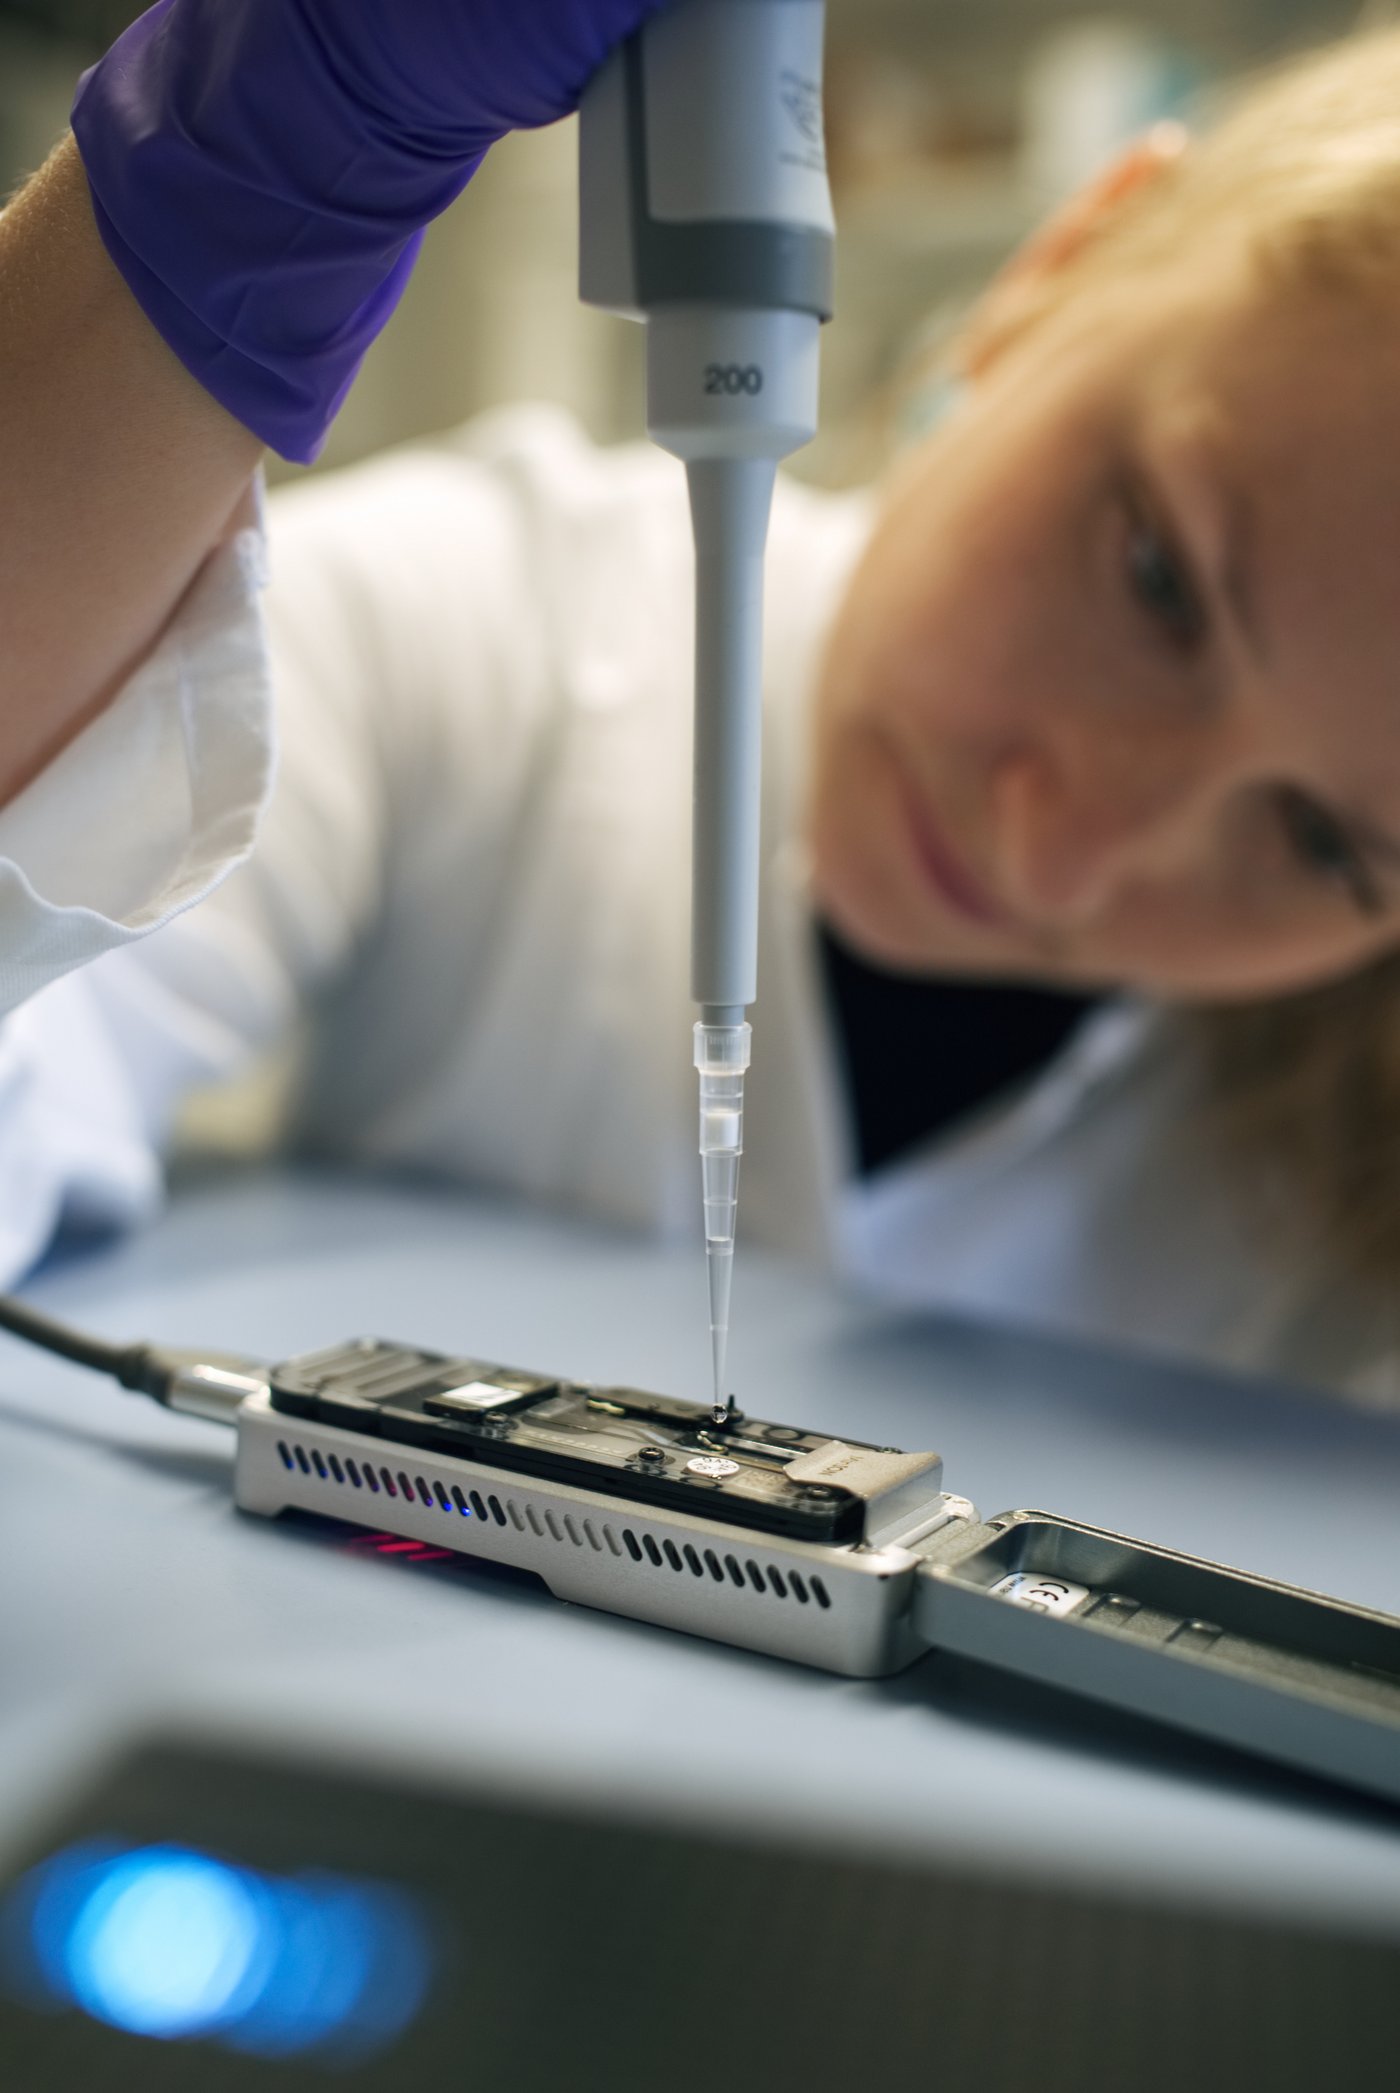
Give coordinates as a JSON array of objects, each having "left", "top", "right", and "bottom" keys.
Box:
[
  {"left": 0, "top": 137, "right": 262, "bottom": 809},
  {"left": 0, "top": 0, "right": 666, "bottom": 818}
]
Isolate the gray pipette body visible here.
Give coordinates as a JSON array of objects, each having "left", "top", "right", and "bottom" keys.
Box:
[{"left": 580, "top": 0, "right": 834, "bottom": 1419}]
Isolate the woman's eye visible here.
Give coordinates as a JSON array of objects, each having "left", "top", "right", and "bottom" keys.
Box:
[
  {"left": 1277, "top": 789, "right": 1383, "bottom": 917},
  {"left": 1126, "top": 509, "right": 1204, "bottom": 650}
]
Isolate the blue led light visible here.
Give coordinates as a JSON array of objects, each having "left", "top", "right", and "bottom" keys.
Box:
[
  {"left": 65, "top": 1848, "right": 263, "bottom": 2037},
  {"left": 2, "top": 1839, "right": 432, "bottom": 2061}
]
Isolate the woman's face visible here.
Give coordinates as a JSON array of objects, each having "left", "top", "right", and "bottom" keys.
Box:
[{"left": 810, "top": 245, "right": 1400, "bottom": 998}]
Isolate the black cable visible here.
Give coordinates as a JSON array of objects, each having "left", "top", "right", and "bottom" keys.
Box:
[
  {"left": 0, "top": 1290, "right": 151, "bottom": 1383},
  {"left": 0, "top": 1289, "right": 267, "bottom": 1416}
]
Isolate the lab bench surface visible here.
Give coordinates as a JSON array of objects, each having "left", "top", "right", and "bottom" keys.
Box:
[{"left": 1, "top": 1163, "right": 1398, "bottom": 1936}]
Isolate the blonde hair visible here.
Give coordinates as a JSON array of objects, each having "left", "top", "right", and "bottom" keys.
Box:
[
  {"left": 955, "top": 36, "right": 1400, "bottom": 369},
  {"left": 963, "top": 26, "right": 1400, "bottom": 1293}
]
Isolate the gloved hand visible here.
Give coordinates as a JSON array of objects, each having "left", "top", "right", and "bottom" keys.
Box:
[{"left": 71, "top": 0, "right": 668, "bottom": 461}]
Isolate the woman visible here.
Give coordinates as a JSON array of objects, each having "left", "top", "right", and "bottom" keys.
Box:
[{"left": 2, "top": 6, "right": 1399, "bottom": 1400}]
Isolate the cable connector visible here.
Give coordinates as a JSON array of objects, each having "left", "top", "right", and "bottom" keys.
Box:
[
  {"left": 127, "top": 1349, "right": 270, "bottom": 1424},
  {"left": 0, "top": 1290, "right": 266, "bottom": 1427}
]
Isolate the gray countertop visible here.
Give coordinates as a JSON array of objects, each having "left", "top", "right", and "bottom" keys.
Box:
[{"left": 2, "top": 1165, "right": 1399, "bottom": 1936}]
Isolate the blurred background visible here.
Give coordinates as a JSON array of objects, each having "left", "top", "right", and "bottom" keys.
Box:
[{"left": 0, "top": 0, "right": 1376, "bottom": 488}]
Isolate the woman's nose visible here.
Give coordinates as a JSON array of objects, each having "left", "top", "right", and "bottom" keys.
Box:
[{"left": 988, "top": 732, "right": 1209, "bottom": 928}]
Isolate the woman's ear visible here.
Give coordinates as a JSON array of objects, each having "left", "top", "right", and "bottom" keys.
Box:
[{"left": 961, "top": 122, "right": 1189, "bottom": 377}]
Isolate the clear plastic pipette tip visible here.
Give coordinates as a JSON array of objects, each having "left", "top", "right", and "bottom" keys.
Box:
[
  {"left": 695, "top": 1020, "right": 750, "bottom": 1425},
  {"left": 707, "top": 1240, "right": 733, "bottom": 1425}
]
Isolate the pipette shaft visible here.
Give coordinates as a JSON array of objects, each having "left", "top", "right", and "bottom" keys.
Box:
[{"left": 579, "top": 0, "right": 833, "bottom": 1418}]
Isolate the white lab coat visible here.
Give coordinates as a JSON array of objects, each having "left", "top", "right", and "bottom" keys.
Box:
[
  {"left": 5, "top": 409, "right": 1397, "bottom": 1405},
  {"left": 0, "top": 517, "right": 271, "bottom": 1012}
]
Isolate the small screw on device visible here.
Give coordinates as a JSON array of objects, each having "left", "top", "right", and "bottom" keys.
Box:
[{"left": 474, "top": 1414, "right": 518, "bottom": 1440}]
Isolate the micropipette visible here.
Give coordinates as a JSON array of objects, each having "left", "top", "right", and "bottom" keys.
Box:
[{"left": 579, "top": 0, "right": 835, "bottom": 1420}]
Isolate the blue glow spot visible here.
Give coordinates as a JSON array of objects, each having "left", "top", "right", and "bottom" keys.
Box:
[
  {"left": 63, "top": 1849, "right": 261, "bottom": 2038},
  {"left": 3, "top": 1841, "right": 432, "bottom": 2062}
]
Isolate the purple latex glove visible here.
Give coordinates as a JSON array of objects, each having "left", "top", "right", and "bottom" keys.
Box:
[{"left": 71, "top": 0, "right": 668, "bottom": 461}]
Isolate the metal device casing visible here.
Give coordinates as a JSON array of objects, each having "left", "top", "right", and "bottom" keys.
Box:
[
  {"left": 232, "top": 1386, "right": 1400, "bottom": 1807},
  {"left": 233, "top": 1391, "right": 971, "bottom": 1677}
]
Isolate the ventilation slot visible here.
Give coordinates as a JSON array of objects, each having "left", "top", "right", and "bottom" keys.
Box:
[
  {"left": 270, "top": 1449, "right": 834, "bottom": 1607},
  {"left": 551, "top": 1523, "right": 820, "bottom": 1606},
  {"left": 279, "top": 1436, "right": 487, "bottom": 1522}
]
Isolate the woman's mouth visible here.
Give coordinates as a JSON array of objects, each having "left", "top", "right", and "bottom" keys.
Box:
[{"left": 899, "top": 778, "right": 1010, "bottom": 930}]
